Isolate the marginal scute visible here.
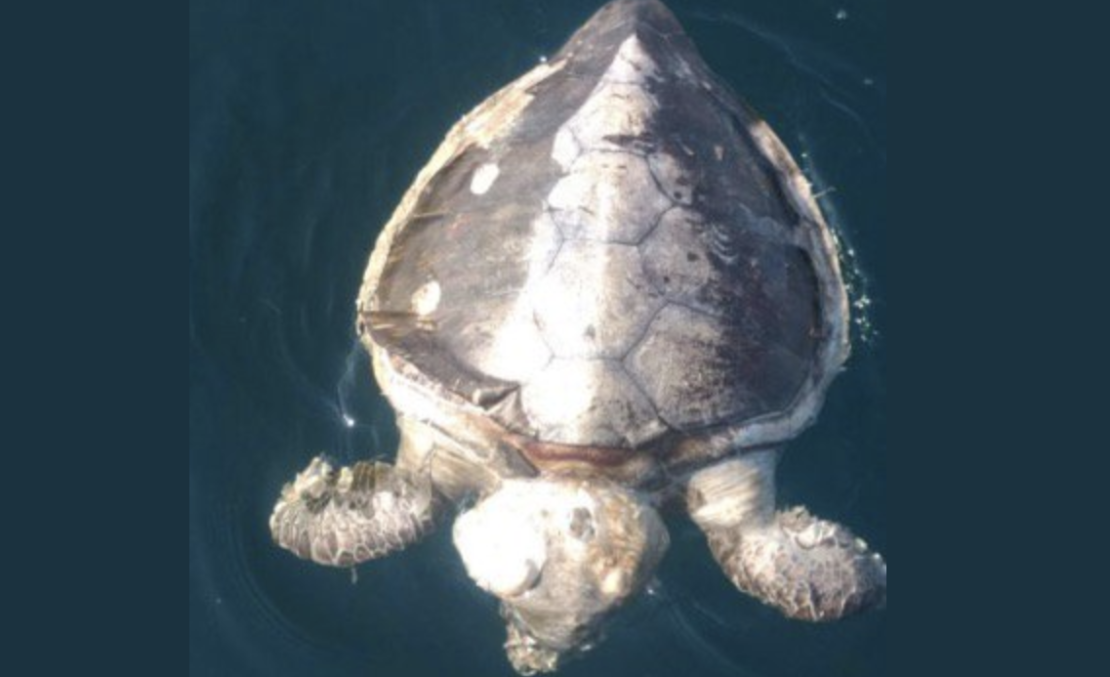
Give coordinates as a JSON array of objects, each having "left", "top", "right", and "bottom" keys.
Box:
[
  {"left": 532, "top": 241, "right": 664, "bottom": 359},
  {"left": 521, "top": 359, "right": 665, "bottom": 447}
]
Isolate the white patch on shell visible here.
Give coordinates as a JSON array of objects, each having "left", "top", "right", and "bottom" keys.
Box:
[
  {"left": 552, "top": 128, "right": 580, "bottom": 171},
  {"left": 603, "top": 35, "right": 660, "bottom": 84},
  {"left": 411, "top": 280, "right": 441, "bottom": 316},
  {"left": 469, "top": 162, "right": 500, "bottom": 195}
]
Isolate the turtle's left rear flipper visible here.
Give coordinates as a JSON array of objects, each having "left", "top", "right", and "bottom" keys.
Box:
[{"left": 270, "top": 456, "right": 440, "bottom": 567}]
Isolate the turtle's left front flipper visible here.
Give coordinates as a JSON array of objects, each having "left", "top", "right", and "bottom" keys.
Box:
[
  {"left": 686, "top": 451, "right": 886, "bottom": 621},
  {"left": 270, "top": 456, "right": 440, "bottom": 567}
]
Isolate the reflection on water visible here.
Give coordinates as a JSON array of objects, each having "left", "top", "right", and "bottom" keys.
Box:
[{"left": 190, "top": 1, "right": 885, "bottom": 675}]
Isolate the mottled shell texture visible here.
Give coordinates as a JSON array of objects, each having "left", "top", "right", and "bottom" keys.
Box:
[{"left": 359, "top": 0, "right": 843, "bottom": 453}]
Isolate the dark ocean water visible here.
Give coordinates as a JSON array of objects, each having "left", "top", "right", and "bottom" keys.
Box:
[{"left": 189, "top": 1, "right": 886, "bottom": 675}]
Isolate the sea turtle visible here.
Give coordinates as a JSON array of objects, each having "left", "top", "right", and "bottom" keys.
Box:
[{"left": 269, "top": 0, "right": 886, "bottom": 672}]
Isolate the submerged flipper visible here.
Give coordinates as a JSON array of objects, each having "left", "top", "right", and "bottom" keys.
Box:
[
  {"left": 687, "top": 452, "right": 886, "bottom": 621},
  {"left": 270, "top": 456, "right": 439, "bottom": 567},
  {"left": 704, "top": 506, "right": 887, "bottom": 620}
]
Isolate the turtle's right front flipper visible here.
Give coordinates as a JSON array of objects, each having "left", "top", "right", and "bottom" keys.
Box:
[{"left": 270, "top": 456, "right": 439, "bottom": 567}]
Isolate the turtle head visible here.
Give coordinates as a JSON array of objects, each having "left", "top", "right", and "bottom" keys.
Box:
[{"left": 453, "top": 477, "right": 669, "bottom": 674}]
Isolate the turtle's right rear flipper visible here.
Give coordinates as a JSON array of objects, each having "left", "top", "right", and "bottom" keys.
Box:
[{"left": 269, "top": 456, "right": 440, "bottom": 567}]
